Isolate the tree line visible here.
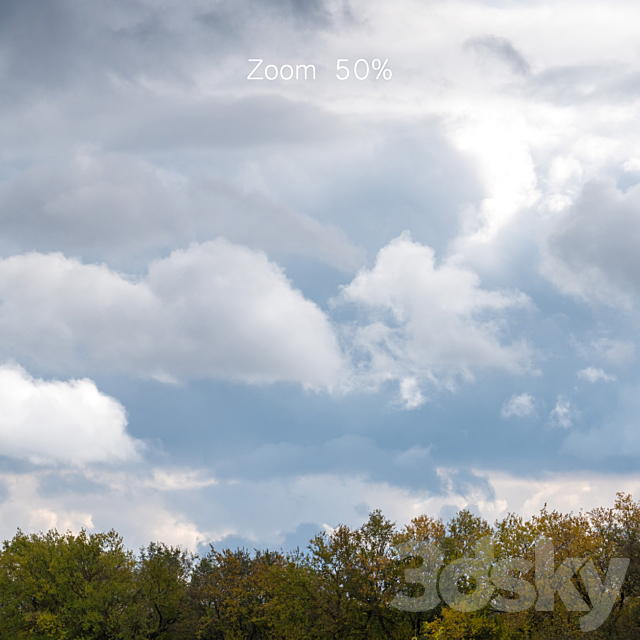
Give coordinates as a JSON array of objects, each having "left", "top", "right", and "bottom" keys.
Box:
[{"left": 3, "top": 493, "right": 640, "bottom": 638}]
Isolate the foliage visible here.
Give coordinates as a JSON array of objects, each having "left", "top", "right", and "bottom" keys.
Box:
[{"left": 3, "top": 495, "right": 640, "bottom": 638}]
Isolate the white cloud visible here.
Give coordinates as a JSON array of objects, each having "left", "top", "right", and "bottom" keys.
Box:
[
  {"left": 592, "top": 338, "right": 636, "bottom": 365},
  {"left": 577, "top": 367, "right": 616, "bottom": 383},
  {"left": 398, "top": 377, "right": 426, "bottom": 409},
  {"left": 5, "top": 461, "right": 640, "bottom": 554},
  {"left": 5, "top": 0, "right": 640, "bottom": 546},
  {"left": 549, "top": 396, "right": 573, "bottom": 429},
  {"left": 0, "top": 469, "right": 209, "bottom": 551},
  {"left": 225, "top": 468, "right": 640, "bottom": 546},
  {"left": 501, "top": 393, "right": 535, "bottom": 418},
  {"left": 0, "top": 240, "right": 346, "bottom": 387},
  {"left": 570, "top": 336, "right": 636, "bottom": 366},
  {"left": 0, "top": 363, "right": 139, "bottom": 465},
  {"left": 337, "top": 233, "right": 533, "bottom": 406},
  {"left": 0, "top": 466, "right": 438, "bottom": 551},
  {"left": 623, "top": 158, "right": 640, "bottom": 173},
  {"left": 482, "top": 469, "right": 640, "bottom": 520}
]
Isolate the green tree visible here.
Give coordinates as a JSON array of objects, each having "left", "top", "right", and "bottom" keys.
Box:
[
  {"left": 307, "top": 510, "right": 412, "bottom": 639},
  {"left": 0, "top": 528, "right": 137, "bottom": 639},
  {"left": 133, "top": 542, "right": 195, "bottom": 639}
]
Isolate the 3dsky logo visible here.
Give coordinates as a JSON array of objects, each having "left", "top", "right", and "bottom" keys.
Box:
[{"left": 391, "top": 537, "right": 629, "bottom": 632}]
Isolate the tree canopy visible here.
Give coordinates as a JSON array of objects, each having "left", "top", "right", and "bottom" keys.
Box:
[{"left": 2, "top": 494, "right": 640, "bottom": 638}]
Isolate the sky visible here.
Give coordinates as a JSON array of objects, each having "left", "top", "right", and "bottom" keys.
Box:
[{"left": 1, "top": 0, "right": 640, "bottom": 552}]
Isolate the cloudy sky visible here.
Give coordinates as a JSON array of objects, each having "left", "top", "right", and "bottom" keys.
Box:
[{"left": 2, "top": 0, "right": 640, "bottom": 551}]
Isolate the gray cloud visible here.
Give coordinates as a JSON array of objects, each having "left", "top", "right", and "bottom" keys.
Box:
[
  {"left": 109, "top": 95, "right": 353, "bottom": 152},
  {"left": 38, "top": 471, "right": 109, "bottom": 498},
  {"left": 2, "top": 0, "right": 640, "bottom": 551},
  {"left": 562, "top": 384, "right": 640, "bottom": 460},
  {"left": 465, "top": 36, "right": 531, "bottom": 76},
  {"left": 541, "top": 178, "right": 640, "bottom": 307},
  {"left": 213, "top": 434, "right": 440, "bottom": 490},
  {"left": 0, "top": 0, "right": 345, "bottom": 97},
  {"left": 463, "top": 39, "right": 640, "bottom": 108},
  {"left": 0, "top": 149, "right": 363, "bottom": 271},
  {"left": 526, "top": 64, "right": 630, "bottom": 105},
  {"left": 439, "top": 468, "right": 496, "bottom": 504}
]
